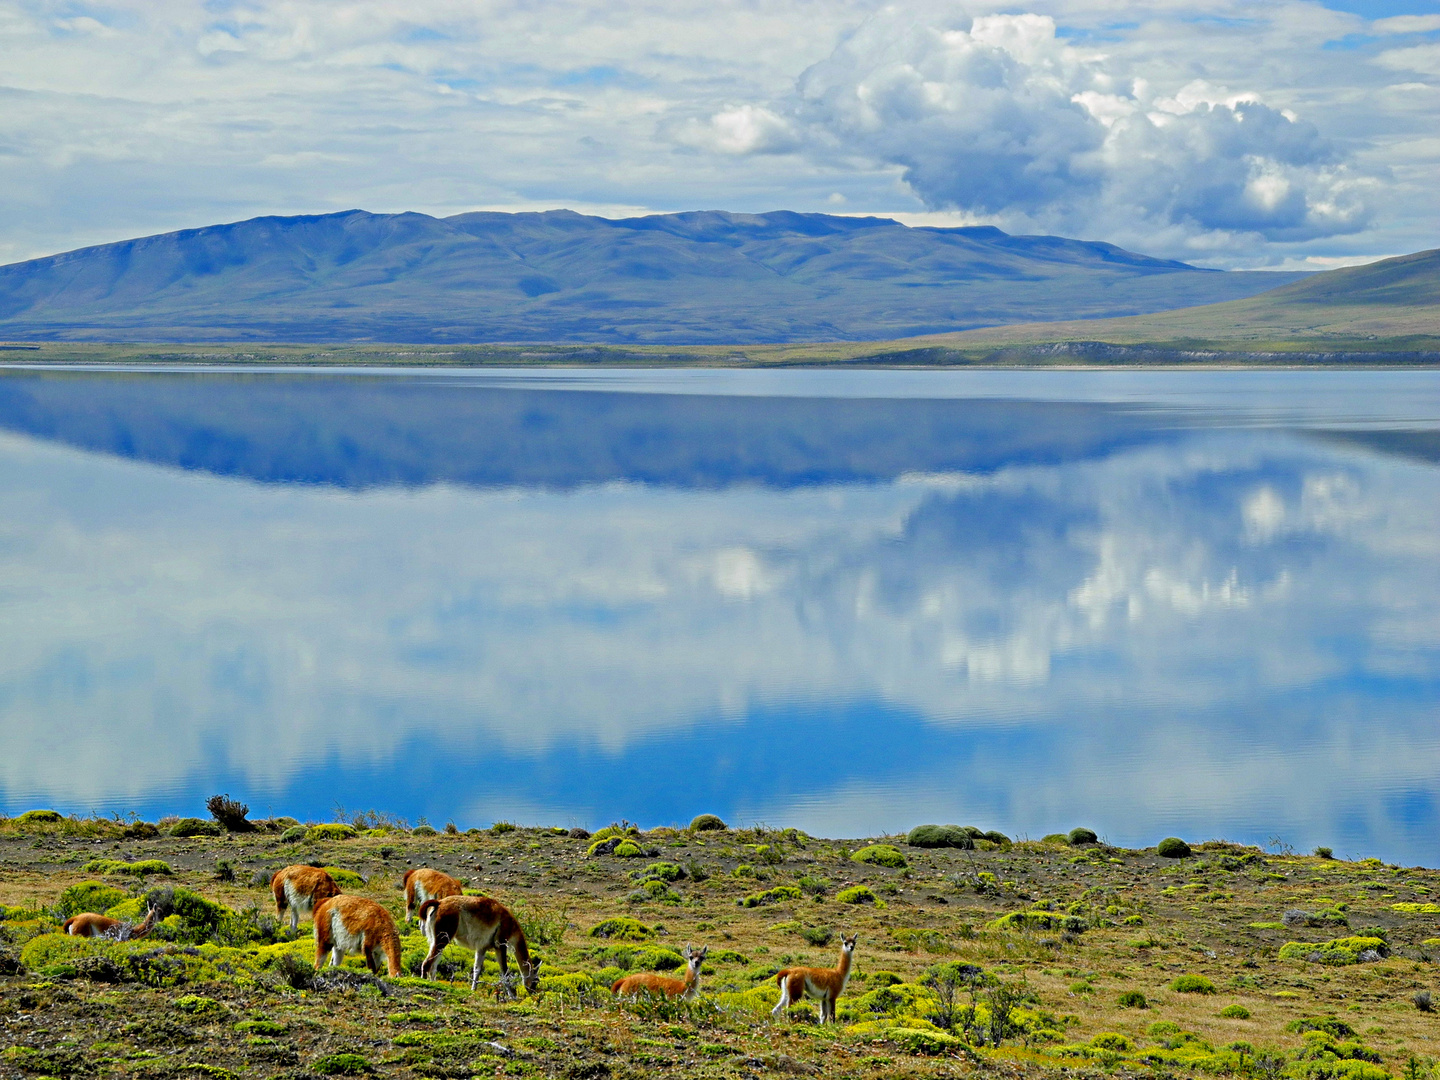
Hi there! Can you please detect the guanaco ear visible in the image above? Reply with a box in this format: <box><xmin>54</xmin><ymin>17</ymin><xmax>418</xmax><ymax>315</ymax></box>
<box><xmin>699</xmin><ymin>946</ymin><xmax>709</xmax><ymax>959</ymax></box>
<box><xmin>682</xmin><ymin>944</ymin><xmax>692</xmax><ymax>958</ymax></box>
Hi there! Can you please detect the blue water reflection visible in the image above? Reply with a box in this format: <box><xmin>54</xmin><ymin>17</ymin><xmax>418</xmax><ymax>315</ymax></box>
<box><xmin>0</xmin><ymin>368</ymin><xmax>1437</xmax><ymax>862</ymax></box>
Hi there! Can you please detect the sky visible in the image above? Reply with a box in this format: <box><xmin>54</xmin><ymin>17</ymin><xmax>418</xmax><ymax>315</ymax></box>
<box><xmin>1</xmin><ymin>0</ymin><xmax>1438</xmax><ymax>269</ymax></box>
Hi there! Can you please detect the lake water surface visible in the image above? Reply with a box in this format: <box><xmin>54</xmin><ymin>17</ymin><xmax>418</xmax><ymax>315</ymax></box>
<box><xmin>1</xmin><ymin>366</ymin><xmax>1438</xmax><ymax>861</ymax></box>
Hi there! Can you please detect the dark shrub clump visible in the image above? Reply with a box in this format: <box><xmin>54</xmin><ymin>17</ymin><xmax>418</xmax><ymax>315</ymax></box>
<box><xmin>907</xmin><ymin>825</ymin><xmax>974</xmax><ymax>849</ymax></box>
<box><xmin>1068</xmin><ymin>828</ymin><xmax>1098</xmax><ymax>846</ymax></box>
<box><xmin>206</xmin><ymin>794</ymin><xmax>254</xmax><ymax>832</ymax></box>
<box><xmin>688</xmin><ymin>814</ymin><xmax>727</xmax><ymax>832</ymax></box>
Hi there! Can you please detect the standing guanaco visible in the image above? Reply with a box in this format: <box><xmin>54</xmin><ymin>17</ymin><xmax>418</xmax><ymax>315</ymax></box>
<box><xmin>312</xmin><ymin>895</ymin><xmax>402</xmax><ymax>976</ymax></box>
<box><xmin>611</xmin><ymin>944</ymin><xmax>707</xmax><ymax>1000</ymax></box>
<box><xmin>63</xmin><ymin>905</ymin><xmax>157</xmax><ymax>940</ymax></box>
<box><xmin>417</xmin><ymin>895</ymin><xmax>541</xmax><ymax>996</ymax></box>
<box><xmin>271</xmin><ymin>865</ymin><xmax>343</xmax><ymax>930</ymax></box>
<box><xmin>772</xmin><ymin>933</ymin><xmax>858</xmax><ymax>1023</ymax></box>
<box><xmin>403</xmin><ymin>867</ymin><xmax>463</xmax><ymax>923</ymax></box>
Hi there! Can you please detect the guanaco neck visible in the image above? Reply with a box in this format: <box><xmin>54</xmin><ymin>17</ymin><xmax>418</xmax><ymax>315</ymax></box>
<box><xmin>835</xmin><ymin>947</ymin><xmax>853</xmax><ymax>989</ymax></box>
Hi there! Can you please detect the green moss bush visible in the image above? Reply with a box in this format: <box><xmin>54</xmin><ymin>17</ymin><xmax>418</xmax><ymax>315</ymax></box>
<box><xmin>589</xmin><ymin>917</ymin><xmax>653</xmax><ymax>941</ymax></box>
<box><xmin>1278</xmin><ymin>937</ymin><xmax>1386</xmax><ymax>965</ymax></box>
<box><xmin>905</xmin><ymin>825</ymin><xmax>974</xmax><ymax>849</ymax></box>
<box><xmin>688</xmin><ymin>814</ymin><xmax>727</xmax><ymax>831</ymax></box>
<box><xmin>737</xmin><ymin>885</ymin><xmax>801</xmax><ymax>908</ymax></box>
<box><xmin>305</xmin><ymin>824</ymin><xmax>356</xmax><ymax>842</ymax></box>
<box><xmin>850</xmin><ymin>844</ymin><xmax>907</xmax><ymax>869</ymax></box>
<box><xmin>837</xmin><ymin>885</ymin><xmax>879</xmax><ymax>905</ymax></box>
<box><xmin>1157</xmin><ymin>837</ymin><xmax>1193</xmax><ymax>858</ymax></box>
<box><xmin>1170</xmin><ymin>974</ymin><xmax>1216</xmax><ymax>994</ymax></box>
<box><xmin>55</xmin><ymin>882</ymin><xmax>128</xmax><ymax>919</ymax></box>
<box><xmin>169</xmin><ymin>817</ymin><xmax>222</xmax><ymax>838</ymax></box>
<box><xmin>279</xmin><ymin>826</ymin><xmax>307</xmax><ymax>842</ymax></box>
<box><xmin>1219</xmin><ymin>1004</ymin><xmax>1251</xmax><ymax>1019</ymax></box>
<box><xmin>16</xmin><ymin>809</ymin><xmax>62</xmax><ymax>824</ymax></box>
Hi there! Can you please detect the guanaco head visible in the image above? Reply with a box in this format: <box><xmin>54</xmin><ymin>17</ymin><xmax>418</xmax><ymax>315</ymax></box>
<box><xmin>133</xmin><ymin>905</ymin><xmax>158</xmax><ymax>937</ymax></box>
<box><xmin>840</xmin><ymin>933</ymin><xmax>858</xmax><ymax>957</ymax></box>
<box><xmin>682</xmin><ymin>944</ymin><xmax>708</xmax><ymax>984</ymax></box>
<box><xmin>521</xmin><ymin>957</ymin><xmax>543</xmax><ymax>996</ymax></box>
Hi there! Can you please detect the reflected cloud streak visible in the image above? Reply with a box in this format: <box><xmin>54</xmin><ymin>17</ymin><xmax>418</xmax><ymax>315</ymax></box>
<box><xmin>0</xmin><ymin>374</ymin><xmax>1437</xmax><ymax>861</ymax></box>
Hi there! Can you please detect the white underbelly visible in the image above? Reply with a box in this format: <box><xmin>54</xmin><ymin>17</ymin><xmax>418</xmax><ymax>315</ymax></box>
<box><xmin>284</xmin><ymin>880</ymin><xmax>314</xmax><ymax>915</ymax></box>
<box><xmin>330</xmin><ymin>911</ymin><xmax>366</xmax><ymax>954</ymax></box>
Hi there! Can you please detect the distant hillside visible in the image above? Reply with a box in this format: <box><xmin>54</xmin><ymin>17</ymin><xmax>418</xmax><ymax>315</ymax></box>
<box><xmin>0</xmin><ymin>209</ymin><xmax>1304</xmax><ymax>344</ymax></box>
<box><xmin>912</xmin><ymin>247</ymin><xmax>1440</xmax><ymax>355</ymax></box>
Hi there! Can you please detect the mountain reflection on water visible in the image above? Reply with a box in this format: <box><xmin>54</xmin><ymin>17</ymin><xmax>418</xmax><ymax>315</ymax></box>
<box><xmin>0</xmin><ymin>368</ymin><xmax>1437</xmax><ymax>863</ymax></box>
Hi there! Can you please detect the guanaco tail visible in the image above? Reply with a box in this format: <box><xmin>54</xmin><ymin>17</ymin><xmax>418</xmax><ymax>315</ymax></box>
<box><xmin>772</xmin><ymin>933</ymin><xmax>857</xmax><ymax>1023</ymax></box>
<box><xmin>63</xmin><ymin>905</ymin><xmax>157</xmax><ymax>940</ymax></box>
<box><xmin>312</xmin><ymin>895</ymin><xmax>402</xmax><ymax>977</ymax></box>
<box><xmin>611</xmin><ymin>943</ymin><xmax>708</xmax><ymax>1000</ymax></box>
<box><xmin>403</xmin><ymin>867</ymin><xmax>463</xmax><ymax>923</ymax></box>
<box><xmin>271</xmin><ymin>865</ymin><xmax>343</xmax><ymax>930</ymax></box>
<box><xmin>417</xmin><ymin>895</ymin><xmax>541</xmax><ymax>996</ymax></box>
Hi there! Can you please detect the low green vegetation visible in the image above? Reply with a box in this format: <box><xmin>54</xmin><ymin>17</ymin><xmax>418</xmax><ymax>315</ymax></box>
<box><xmin>2</xmin><ymin>812</ymin><xmax>1438</xmax><ymax>1080</ymax></box>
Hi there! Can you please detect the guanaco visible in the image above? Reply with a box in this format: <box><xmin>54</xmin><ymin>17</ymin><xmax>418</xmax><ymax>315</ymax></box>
<box><xmin>612</xmin><ymin>944</ymin><xmax>707</xmax><ymax>1000</ymax></box>
<box><xmin>772</xmin><ymin>933</ymin><xmax>857</xmax><ymax>1023</ymax></box>
<box><xmin>312</xmin><ymin>895</ymin><xmax>402</xmax><ymax>976</ymax></box>
<box><xmin>271</xmin><ymin>865</ymin><xmax>343</xmax><ymax>930</ymax></box>
<box><xmin>403</xmin><ymin>867</ymin><xmax>463</xmax><ymax>923</ymax></box>
<box><xmin>63</xmin><ymin>905</ymin><xmax>157</xmax><ymax>940</ymax></box>
<box><xmin>417</xmin><ymin>895</ymin><xmax>541</xmax><ymax>996</ymax></box>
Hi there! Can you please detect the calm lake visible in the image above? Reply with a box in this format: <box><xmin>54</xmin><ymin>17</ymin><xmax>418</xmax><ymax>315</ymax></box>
<box><xmin>1</xmin><ymin>366</ymin><xmax>1438</xmax><ymax>862</ymax></box>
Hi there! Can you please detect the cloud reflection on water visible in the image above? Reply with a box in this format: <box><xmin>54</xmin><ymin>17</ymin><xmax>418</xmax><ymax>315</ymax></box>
<box><xmin>0</xmin><ymin>375</ymin><xmax>1437</xmax><ymax>860</ymax></box>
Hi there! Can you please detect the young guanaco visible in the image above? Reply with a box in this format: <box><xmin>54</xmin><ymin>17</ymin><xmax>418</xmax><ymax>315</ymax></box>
<box><xmin>271</xmin><ymin>865</ymin><xmax>343</xmax><ymax>930</ymax></box>
<box><xmin>312</xmin><ymin>895</ymin><xmax>402</xmax><ymax>976</ymax></box>
<box><xmin>611</xmin><ymin>944</ymin><xmax>707</xmax><ymax>1001</ymax></box>
<box><xmin>63</xmin><ymin>905</ymin><xmax>157</xmax><ymax>940</ymax></box>
<box><xmin>417</xmin><ymin>895</ymin><xmax>541</xmax><ymax>996</ymax></box>
<box><xmin>403</xmin><ymin>867</ymin><xmax>463</xmax><ymax>923</ymax></box>
<box><xmin>772</xmin><ymin>933</ymin><xmax>858</xmax><ymax>1023</ymax></box>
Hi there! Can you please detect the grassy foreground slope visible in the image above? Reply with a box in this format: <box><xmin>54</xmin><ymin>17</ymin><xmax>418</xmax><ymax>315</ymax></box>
<box><xmin>2</xmin><ymin>812</ymin><xmax>1439</xmax><ymax>1080</ymax></box>
<box><xmin>899</xmin><ymin>248</ymin><xmax>1440</xmax><ymax>360</ymax></box>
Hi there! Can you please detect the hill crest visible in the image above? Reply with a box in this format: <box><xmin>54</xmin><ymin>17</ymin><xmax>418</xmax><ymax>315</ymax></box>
<box><xmin>0</xmin><ymin>209</ymin><xmax>1302</xmax><ymax>344</ymax></box>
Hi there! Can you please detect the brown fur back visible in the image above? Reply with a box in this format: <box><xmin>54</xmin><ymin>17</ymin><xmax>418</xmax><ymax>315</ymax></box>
<box><xmin>313</xmin><ymin>895</ymin><xmax>402</xmax><ymax>976</ymax></box>
<box><xmin>775</xmin><ymin>965</ymin><xmax>844</xmax><ymax>995</ymax></box>
<box><xmin>611</xmin><ymin>971</ymin><xmax>691</xmax><ymax>998</ymax></box>
<box><xmin>63</xmin><ymin>913</ymin><xmax>118</xmax><ymax>937</ymax></box>
<box><xmin>404</xmin><ymin>868</ymin><xmax>463</xmax><ymax>914</ymax></box>
<box><xmin>272</xmin><ymin>865</ymin><xmax>342</xmax><ymax>917</ymax></box>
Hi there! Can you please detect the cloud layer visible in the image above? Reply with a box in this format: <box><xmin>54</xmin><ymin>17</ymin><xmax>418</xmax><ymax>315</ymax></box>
<box><xmin>0</xmin><ymin>1</ymin><xmax>1436</xmax><ymax>268</ymax></box>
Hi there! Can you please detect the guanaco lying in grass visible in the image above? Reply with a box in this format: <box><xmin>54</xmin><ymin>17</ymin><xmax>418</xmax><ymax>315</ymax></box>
<box><xmin>312</xmin><ymin>895</ymin><xmax>402</xmax><ymax>976</ymax></box>
<box><xmin>417</xmin><ymin>895</ymin><xmax>541</xmax><ymax>996</ymax></box>
<box><xmin>612</xmin><ymin>944</ymin><xmax>707</xmax><ymax>1001</ymax></box>
<box><xmin>403</xmin><ymin>867</ymin><xmax>463</xmax><ymax>923</ymax></box>
<box><xmin>63</xmin><ymin>905</ymin><xmax>156</xmax><ymax>940</ymax></box>
<box><xmin>772</xmin><ymin>933</ymin><xmax>857</xmax><ymax>1023</ymax></box>
<box><xmin>271</xmin><ymin>865</ymin><xmax>343</xmax><ymax>930</ymax></box>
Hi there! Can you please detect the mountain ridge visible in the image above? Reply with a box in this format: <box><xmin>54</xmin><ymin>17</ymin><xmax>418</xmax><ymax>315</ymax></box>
<box><xmin>0</xmin><ymin>208</ymin><xmax>1305</xmax><ymax>344</ymax></box>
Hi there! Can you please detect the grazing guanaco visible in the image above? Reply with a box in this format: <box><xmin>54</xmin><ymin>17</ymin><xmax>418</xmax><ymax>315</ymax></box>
<box><xmin>417</xmin><ymin>895</ymin><xmax>541</xmax><ymax>996</ymax></box>
<box><xmin>312</xmin><ymin>895</ymin><xmax>402</xmax><ymax>976</ymax></box>
<box><xmin>403</xmin><ymin>867</ymin><xmax>463</xmax><ymax>923</ymax></box>
<box><xmin>271</xmin><ymin>865</ymin><xmax>343</xmax><ymax>930</ymax></box>
<box><xmin>612</xmin><ymin>944</ymin><xmax>707</xmax><ymax>1001</ymax></box>
<box><xmin>772</xmin><ymin>933</ymin><xmax>858</xmax><ymax>1023</ymax></box>
<box><xmin>63</xmin><ymin>905</ymin><xmax>157</xmax><ymax>940</ymax></box>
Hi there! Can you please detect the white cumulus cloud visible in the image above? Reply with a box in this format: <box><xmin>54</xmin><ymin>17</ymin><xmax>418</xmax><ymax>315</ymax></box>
<box><xmin>789</xmin><ymin>10</ymin><xmax>1373</xmax><ymax>250</ymax></box>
